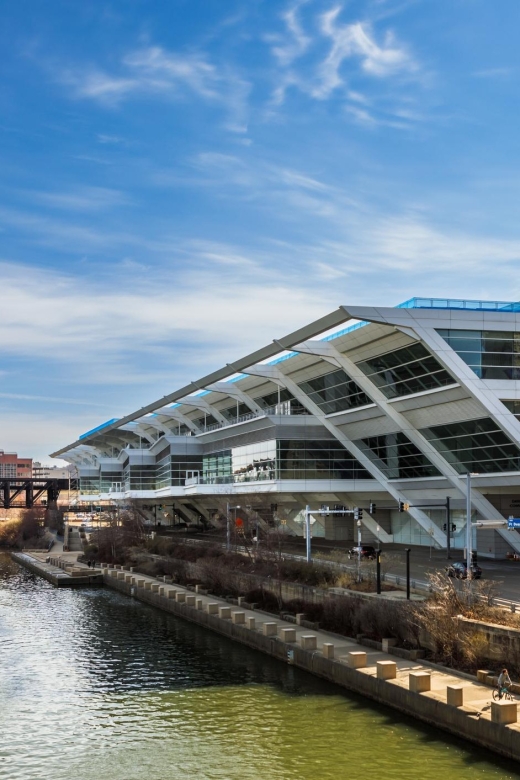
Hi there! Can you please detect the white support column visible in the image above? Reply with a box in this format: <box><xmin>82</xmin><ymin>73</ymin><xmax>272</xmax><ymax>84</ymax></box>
<box><xmin>205</xmin><ymin>382</ymin><xmax>264</xmax><ymax>415</ymax></box>
<box><xmin>154</xmin><ymin>408</ymin><xmax>202</xmax><ymax>434</ymax></box>
<box><xmin>241</xmin><ymin>363</ymin><xmax>447</xmax><ymax>546</ymax></box>
<box><xmin>177</xmin><ymin>396</ymin><xmax>228</xmax><ymax>426</ymax></box>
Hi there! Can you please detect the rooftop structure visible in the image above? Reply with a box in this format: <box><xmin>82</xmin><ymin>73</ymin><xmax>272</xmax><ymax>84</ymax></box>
<box><xmin>52</xmin><ymin>298</ymin><xmax>520</xmax><ymax>558</ymax></box>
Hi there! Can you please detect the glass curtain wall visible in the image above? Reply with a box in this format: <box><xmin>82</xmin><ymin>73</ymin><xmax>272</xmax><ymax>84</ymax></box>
<box><xmin>355</xmin><ymin>432</ymin><xmax>440</xmax><ymax>479</ymax></box>
<box><xmin>502</xmin><ymin>400</ymin><xmax>520</xmax><ymax>420</ymax></box>
<box><xmin>437</xmin><ymin>330</ymin><xmax>520</xmax><ymax>379</ymax></box>
<box><xmin>356</xmin><ymin>343</ymin><xmax>454</xmax><ymax>398</ymax></box>
<box><xmin>254</xmin><ymin>388</ymin><xmax>308</xmax><ymax>415</ymax></box>
<box><xmin>298</xmin><ymin>368</ymin><xmax>371</xmax><ymax>414</ymax></box>
<box><xmin>421</xmin><ymin>417</ymin><xmax>520</xmax><ymax>474</ymax></box>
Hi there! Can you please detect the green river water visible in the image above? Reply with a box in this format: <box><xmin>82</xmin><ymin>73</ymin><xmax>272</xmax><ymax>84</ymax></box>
<box><xmin>1</xmin><ymin>553</ymin><xmax>519</xmax><ymax>780</ymax></box>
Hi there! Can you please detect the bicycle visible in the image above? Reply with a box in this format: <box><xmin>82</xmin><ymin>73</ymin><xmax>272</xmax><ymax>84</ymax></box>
<box><xmin>492</xmin><ymin>686</ymin><xmax>515</xmax><ymax>701</ymax></box>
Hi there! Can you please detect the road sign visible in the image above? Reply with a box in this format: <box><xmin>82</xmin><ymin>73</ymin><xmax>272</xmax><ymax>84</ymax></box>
<box><xmin>507</xmin><ymin>518</ymin><xmax>520</xmax><ymax>529</ymax></box>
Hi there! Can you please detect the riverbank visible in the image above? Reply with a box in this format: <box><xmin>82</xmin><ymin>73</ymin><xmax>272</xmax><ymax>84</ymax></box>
<box><xmin>11</xmin><ymin>552</ymin><xmax>103</xmax><ymax>587</ymax></box>
<box><xmin>12</xmin><ymin>551</ymin><xmax>520</xmax><ymax>762</ymax></box>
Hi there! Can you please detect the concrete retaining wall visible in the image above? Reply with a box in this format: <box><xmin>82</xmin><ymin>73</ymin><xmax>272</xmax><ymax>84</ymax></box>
<box><xmin>105</xmin><ymin>574</ymin><xmax>520</xmax><ymax>763</ymax></box>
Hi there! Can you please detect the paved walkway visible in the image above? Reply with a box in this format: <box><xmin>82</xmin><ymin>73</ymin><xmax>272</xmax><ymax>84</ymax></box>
<box><xmin>103</xmin><ymin>564</ymin><xmax>520</xmax><ymax>731</ymax></box>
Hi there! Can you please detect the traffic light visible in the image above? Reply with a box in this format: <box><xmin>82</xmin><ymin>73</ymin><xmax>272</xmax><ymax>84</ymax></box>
<box><xmin>443</xmin><ymin>523</ymin><xmax>447</xmax><ymax>531</ymax></box>
<box><xmin>398</xmin><ymin>500</ymin><xmax>410</xmax><ymax>512</ymax></box>
<box><xmin>452</xmin><ymin>523</ymin><xmax>457</xmax><ymax>532</ymax></box>
<box><xmin>369</xmin><ymin>502</ymin><xmax>376</xmax><ymax>515</ymax></box>
<box><xmin>354</xmin><ymin>507</ymin><xmax>363</xmax><ymax>521</ymax></box>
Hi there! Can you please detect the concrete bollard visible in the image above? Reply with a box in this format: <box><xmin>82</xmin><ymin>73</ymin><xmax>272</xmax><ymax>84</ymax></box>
<box><xmin>219</xmin><ymin>606</ymin><xmax>232</xmax><ymax>619</ymax></box>
<box><xmin>477</xmin><ymin>669</ymin><xmax>492</xmax><ymax>683</ymax></box>
<box><xmin>125</xmin><ymin>574</ymin><xmax>133</xmax><ymax>583</ymax></box>
<box><xmin>151</xmin><ymin>583</ymin><xmax>160</xmax><ymax>593</ymax></box>
<box><xmin>296</xmin><ymin>613</ymin><xmax>305</xmax><ymax>626</ymax></box>
<box><xmin>207</xmin><ymin>603</ymin><xmax>219</xmax><ymax>615</ymax></box>
<box><xmin>322</xmin><ymin>643</ymin><xmax>335</xmax><ymax>660</ymax></box>
<box><xmin>263</xmin><ymin>622</ymin><xmax>278</xmax><ymax>637</ymax></box>
<box><xmin>136</xmin><ymin>579</ymin><xmax>145</xmax><ymax>588</ymax></box>
<box><xmin>196</xmin><ymin>598</ymin><xmax>203</xmax><ymax>610</ymax></box>
<box><xmin>347</xmin><ymin>651</ymin><xmax>367</xmax><ymax>669</ymax></box>
<box><xmin>117</xmin><ymin>572</ymin><xmax>125</xmax><ymax>580</ymax></box>
<box><xmin>232</xmin><ymin>611</ymin><xmax>245</xmax><ymax>624</ymax></box>
<box><xmin>409</xmin><ymin>672</ymin><xmax>431</xmax><ymax>693</ymax></box>
<box><xmin>115</xmin><ymin>565</ymin><xmax>122</xmax><ymax>570</ymax></box>
<box><xmin>186</xmin><ymin>595</ymin><xmax>196</xmax><ymax>607</ymax></box>
<box><xmin>110</xmin><ymin>570</ymin><xmax>118</xmax><ymax>578</ymax></box>
<box><xmin>144</xmin><ymin>581</ymin><xmax>152</xmax><ymax>590</ymax></box>
<box><xmin>491</xmin><ymin>701</ymin><xmax>518</xmax><ymax>725</ymax></box>
<box><xmin>108</xmin><ymin>564</ymin><xmax>114</xmax><ymax>569</ymax></box>
<box><xmin>447</xmin><ymin>686</ymin><xmax>464</xmax><ymax>707</ymax></box>
<box><xmin>382</xmin><ymin>638</ymin><xmax>397</xmax><ymax>653</ymax></box>
<box><xmin>279</xmin><ymin>627</ymin><xmax>297</xmax><ymax>643</ymax></box>
<box><xmin>130</xmin><ymin>567</ymin><xmax>135</xmax><ymax>572</ymax></box>
<box><xmin>159</xmin><ymin>586</ymin><xmax>165</xmax><ymax>596</ymax></box>
<box><xmin>246</xmin><ymin>616</ymin><xmax>256</xmax><ymax>630</ymax></box>
<box><xmin>300</xmin><ymin>635</ymin><xmax>317</xmax><ymax>651</ymax></box>
<box><xmin>176</xmin><ymin>591</ymin><xmax>186</xmax><ymax>603</ymax></box>
<box><xmin>377</xmin><ymin>660</ymin><xmax>397</xmax><ymax>680</ymax></box>
<box><xmin>238</xmin><ymin>596</ymin><xmax>246</xmax><ymax>606</ymax></box>
<box><xmin>167</xmin><ymin>589</ymin><xmax>176</xmax><ymax>599</ymax></box>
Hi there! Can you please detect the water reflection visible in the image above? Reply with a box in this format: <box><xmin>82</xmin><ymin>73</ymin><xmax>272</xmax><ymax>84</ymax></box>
<box><xmin>1</xmin><ymin>553</ymin><xmax>519</xmax><ymax>780</ymax></box>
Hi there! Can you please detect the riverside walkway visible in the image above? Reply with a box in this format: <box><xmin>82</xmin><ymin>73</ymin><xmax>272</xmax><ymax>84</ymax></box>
<box><xmin>12</xmin><ymin>550</ymin><xmax>520</xmax><ymax>762</ymax></box>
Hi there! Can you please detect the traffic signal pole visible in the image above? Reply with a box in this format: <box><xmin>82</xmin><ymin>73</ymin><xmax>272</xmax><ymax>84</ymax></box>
<box><xmin>446</xmin><ymin>496</ymin><xmax>451</xmax><ymax>560</ymax></box>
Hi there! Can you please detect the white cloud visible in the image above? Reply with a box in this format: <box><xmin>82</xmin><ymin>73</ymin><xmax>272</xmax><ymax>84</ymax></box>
<box><xmin>269</xmin><ymin>1</ymin><xmax>311</xmax><ymax>66</ymax></box>
<box><xmin>27</xmin><ymin>186</ymin><xmax>132</xmax><ymax>212</ymax></box>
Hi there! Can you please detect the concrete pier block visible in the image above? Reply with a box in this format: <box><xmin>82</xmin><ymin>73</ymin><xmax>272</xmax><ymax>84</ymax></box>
<box><xmin>477</xmin><ymin>669</ymin><xmax>492</xmax><ymax>683</ymax></box>
<box><xmin>115</xmin><ymin>565</ymin><xmax>122</xmax><ymax>570</ymax></box>
<box><xmin>300</xmin><ymin>635</ymin><xmax>317</xmax><ymax>651</ymax></box>
<box><xmin>238</xmin><ymin>596</ymin><xmax>246</xmax><ymax>606</ymax></box>
<box><xmin>151</xmin><ymin>583</ymin><xmax>160</xmax><ymax>593</ymax></box>
<box><xmin>108</xmin><ymin>564</ymin><xmax>114</xmax><ymax>569</ymax></box>
<box><xmin>219</xmin><ymin>606</ymin><xmax>232</xmax><ymax>619</ymax></box>
<box><xmin>196</xmin><ymin>598</ymin><xmax>203</xmax><ymax>610</ymax></box>
<box><xmin>186</xmin><ymin>595</ymin><xmax>196</xmax><ymax>607</ymax></box>
<box><xmin>263</xmin><ymin>623</ymin><xmax>278</xmax><ymax>637</ymax></box>
<box><xmin>125</xmin><ymin>574</ymin><xmax>133</xmax><ymax>583</ymax></box>
<box><xmin>117</xmin><ymin>572</ymin><xmax>125</xmax><ymax>580</ymax></box>
<box><xmin>491</xmin><ymin>701</ymin><xmax>518</xmax><ymax>725</ymax></box>
<box><xmin>110</xmin><ymin>570</ymin><xmax>118</xmax><ymax>578</ymax></box>
<box><xmin>377</xmin><ymin>660</ymin><xmax>397</xmax><ymax>680</ymax></box>
<box><xmin>232</xmin><ymin>611</ymin><xmax>245</xmax><ymax>624</ymax></box>
<box><xmin>409</xmin><ymin>672</ymin><xmax>431</xmax><ymax>693</ymax></box>
<box><xmin>167</xmin><ymin>589</ymin><xmax>176</xmax><ymax>599</ymax></box>
<box><xmin>347</xmin><ymin>651</ymin><xmax>367</xmax><ymax>669</ymax></box>
<box><xmin>175</xmin><ymin>591</ymin><xmax>186</xmax><ymax>603</ymax></box>
<box><xmin>144</xmin><ymin>581</ymin><xmax>152</xmax><ymax>590</ymax></box>
<box><xmin>246</xmin><ymin>616</ymin><xmax>256</xmax><ymax>630</ymax></box>
<box><xmin>382</xmin><ymin>638</ymin><xmax>397</xmax><ymax>653</ymax></box>
<box><xmin>207</xmin><ymin>603</ymin><xmax>219</xmax><ymax>615</ymax></box>
<box><xmin>296</xmin><ymin>613</ymin><xmax>305</xmax><ymax>626</ymax></box>
<box><xmin>136</xmin><ymin>579</ymin><xmax>145</xmax><ymax>588</ymax></box>
<box><xmin>195</xmin><ymin>584</ymin><xmax>202</xmax><ymax>593</ymax></box>
<box><xmin>279</xmin><ymin>628</ymin><xmax>297</xmax><ymax>643</ymax></box>
<box><xmin>159</xmin><ymin>586</ymin><xmax>165</xmax><ymax>596</ymax></box>
<box><xmin>130</xmin><ymin>567</ymin><xmax>135</xmax><ymax>572</ymax></box>
<box><xmin>322</xmin><ymin>643</ymin><xmax>335</xmax><ymax>660</ymax></box>
<box><xmin>447</xmin><ymin>686</ymin><xmax>464</xmax><ymax>707</ymax></box>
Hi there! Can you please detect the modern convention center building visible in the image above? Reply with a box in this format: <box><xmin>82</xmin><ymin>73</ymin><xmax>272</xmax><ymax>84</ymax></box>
<box><xmin>52</xmin><ymin>298</ymin><xmax>520</xmax><ymax>558</ymax></box>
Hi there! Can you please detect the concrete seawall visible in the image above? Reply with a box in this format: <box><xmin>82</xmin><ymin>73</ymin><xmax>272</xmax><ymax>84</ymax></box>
<box><xmin>104</xmin><ymin>573</ymin><xmax>520</xmax><ymax>763</ymax></box>
<box><xmin>12</xmin><ymin>552</ymin><xmax>103</xmax><ymax>587</ymax></box>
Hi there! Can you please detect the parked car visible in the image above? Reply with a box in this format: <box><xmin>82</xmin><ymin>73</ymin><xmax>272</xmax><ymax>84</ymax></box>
<box><xmin>445</xmin><ymin>561</ymin><xmax>482</xmax><ymax>580</ymax></box>
<box><xmin>348</xmin><ymin>545</ymin><xmax>377</xmax><ymax>560</ymax></box>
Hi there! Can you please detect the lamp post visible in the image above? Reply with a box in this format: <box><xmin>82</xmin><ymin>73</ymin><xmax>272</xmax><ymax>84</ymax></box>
<box><xmin>357</xmin><ymin>519</ymin><xmax>362</xmax><ymax>582</ymax></box>
<box><xmin>226</xmin><ymin>502</ymin><xmax>241</xmax><ymax>551</ymax></box>
<box><xmin>466</xmin><ymin>472</ymin><xmax>479</xmax><ymax>579</ymax></box>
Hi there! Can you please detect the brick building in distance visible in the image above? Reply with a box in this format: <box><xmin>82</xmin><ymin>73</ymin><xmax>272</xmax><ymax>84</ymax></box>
<box><xmin>0</xmin><ymin>451</ymin><xmax>33</xmax><ymax>479</ymax></box>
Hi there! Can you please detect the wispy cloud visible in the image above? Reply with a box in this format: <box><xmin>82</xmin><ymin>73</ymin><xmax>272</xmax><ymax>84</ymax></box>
<box><xmin>472</xmin><ymin>67</ymin><xmax>513</xmax><ymax>79</ymax></box>
<box><xmin>27</xmin><ymin>186</ymin><xmax>132</xmax><ymax>212</ymax></box>
<box><xmin>58</xmin><ymin>45</ymin><xmax>250</xmax><ymax>133</ymax></box>
<box><xmin>267</xmin><ymin>1</ymin><xmax>311</xmax><ymax>66</ymax></box>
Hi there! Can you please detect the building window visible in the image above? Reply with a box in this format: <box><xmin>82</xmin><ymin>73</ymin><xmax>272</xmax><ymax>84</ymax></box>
<box><xmin>437</xmin><ymin>329</ymin><xmax>520</xmax><ymax>379</ymax></box>
<box><xmin>203</xmin><ymin>450</ymin><xmax>232</xmax><ymax>484</ymax></box>
<box><xmin>254</xmin><ymin>388</ymin><xmax>308</xmax><ymax>415</ymax></box>
<box><xmin>356</xmin><ymin>343</ymin><xmax>454</xmax><ymax>399</ymax></box>
<box><xmin>277</xmin><ymin>439</ymin><xmax>370</xmax><ymax>480</ymax></box>
<box><xmin>420</xmin><ymin>417</ymin><xmax>520</xmax><ymax>474</ymax></box>
<box><xmin>502</xmin><ymin>400</ymin><xmax>520</xmax><ymax>419</ymax></box>
<box><xmin>355</xmin><ymin>432</ymin><xmax>440</xmax><ymax>479</ymax></box>
<box><xmin>298</xmin><ymin>368</ymin><xmax>372</xmax><ymax>415</ymax></box>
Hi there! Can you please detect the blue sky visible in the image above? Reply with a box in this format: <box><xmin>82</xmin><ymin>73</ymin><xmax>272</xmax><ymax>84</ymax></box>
<box><xmin>2</xmin><ymin>0</ymin><xmax>520</xmax><ymax>461</ymax></box>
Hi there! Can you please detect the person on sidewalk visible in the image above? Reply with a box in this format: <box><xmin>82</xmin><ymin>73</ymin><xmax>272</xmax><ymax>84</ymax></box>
<box><xmin>497</xmin><ymin>668</ymin><xmax>511</xmax><ymax>698</ymax></box>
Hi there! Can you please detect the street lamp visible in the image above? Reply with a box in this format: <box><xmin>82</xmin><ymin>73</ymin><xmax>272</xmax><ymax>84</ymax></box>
<box><xmin>466</xmin><ymin>472</ymin><xmax>479</xmax><ymax>579</ymax></box>
<box><xmin>226</xmin><ymin>503</ymin><xmax>241</xmax><ymax>551</ymax></box>
<box><xmin>357</xmin><ymin>519</ymin><xmax>362</xmax><ymax>582</ymax></box>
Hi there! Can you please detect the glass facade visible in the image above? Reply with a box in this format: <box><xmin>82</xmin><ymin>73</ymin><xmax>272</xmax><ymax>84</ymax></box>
<box><xmin>420</xmin><ymin>417</ymin><xmax>520</xmax><ymax>474</ymax></box>
<box><xmin>122</xmin><ymin>463</ymin><xmax>156</xmax><ymax>491</ymax></box>
<box><xmin>254</xmin><ymin>388</ymin><xmax>308</xmax><ymax>415</ymax></box>
<box><xmin>156</xmin><ymin>451</ymin><xmax>203</xmax><ymax>488</ymax></box>
<box><xmin>298</xmin><ymin>368</ymin><xmax>371</xmax><ymax>415</ymax></box>
<box><xmin>437</xmin><ymin>329</ymin><xmax>520</xmax><ymax>379</ymax></box>
<box><xmin>356</xmin><ymin>343</ymin><xmax>454</xmax><ymax>399</ymax></box>
<box><xmin>355</xmin><ymin>432</ymin><xmax>440</xmax><ymax>479</ymax></box>
<box><xmin>201</xmin><ymin>439</ymin><xmax>370</xmax><ymax>483</ymax></box>
<box><xmin>502</xmin><ymin>400</ymin><xmax>520</xmax><ymax>420</ymax></box>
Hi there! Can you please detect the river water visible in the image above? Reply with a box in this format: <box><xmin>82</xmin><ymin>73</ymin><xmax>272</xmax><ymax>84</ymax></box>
<box><xmin>1</xmin><ymin>553</ymin><xmax>519</xmax><ymax>780</ymax></box>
